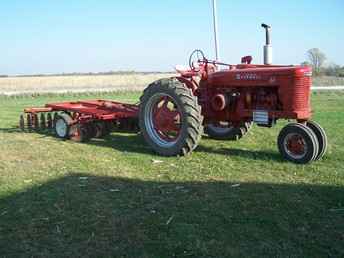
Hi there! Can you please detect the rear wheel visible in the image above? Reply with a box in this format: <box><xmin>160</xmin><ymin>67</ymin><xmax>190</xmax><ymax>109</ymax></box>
<box><xmin>306</xmin><ymin>121</ymin><xmax>327</xmax><ymax>160</ymax></box>
<box><xmin>278</xmin><ymin>123</ymin><xmax>319</xmax><ymax>164</ymax></box>
<box><xmin>139</xmin><ymin>78</ymin><xmax>203</xmax><ymax>156</ymax></box>
<box><xmin>205</xmin><ymin>121</ymin><xmax>252</xmax><ymax>140</ymax></box>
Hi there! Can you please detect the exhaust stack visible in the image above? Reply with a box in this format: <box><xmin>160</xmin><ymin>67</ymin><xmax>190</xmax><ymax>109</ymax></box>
<box><xmin>212</xmin><ymin>0</ymin><xmax>220</xmax><ymax>61</ymax></box>
<box><xmin>261</xmin><ymin>23</ymin><xmax>272</xmax><ymax>65</ymax></box>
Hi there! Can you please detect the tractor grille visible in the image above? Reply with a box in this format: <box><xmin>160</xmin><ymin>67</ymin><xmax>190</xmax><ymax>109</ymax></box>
<box><xmin>292</xmin><ymin>76</ymin><xmax>311</xmax><ymax>110</ymax></box>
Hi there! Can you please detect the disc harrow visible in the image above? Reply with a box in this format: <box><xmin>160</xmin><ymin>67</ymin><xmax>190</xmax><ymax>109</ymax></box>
<box><xmin>20</xmin><ymin>100</ymin><xmax>139</xmax><ymax>142</ymax></box>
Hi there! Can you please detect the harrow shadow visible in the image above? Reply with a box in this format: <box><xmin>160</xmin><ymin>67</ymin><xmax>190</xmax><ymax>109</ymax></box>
<box><xmin>0</xmin><ymin>127</ymin><xmax>57</xmax><ymax>139</ymax></box>
<box><xmin>0</xmin><ymin>126</ymin><xmax>153</xmax><ymax>155</ymax></box>
<box><xmin>0</xmin><ymin>174</ymin><xmax>343</xmax><ymax>257</ymax></box>
<box><xmin>0</xmin><ymin>127</ymin><xmax>22</xmax><ymax>133</ymax></box>
<box><xmin>88</xmin><ymin>133</ymin><xmax>153</xmax><ymax>155</ymax></box>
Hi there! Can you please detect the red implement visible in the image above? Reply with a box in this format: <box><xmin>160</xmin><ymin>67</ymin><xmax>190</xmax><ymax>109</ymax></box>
<box><xmin>22</xmin><ymin>99</ymin><xmax>139</xmax><ymax>141</ymax></box>
<box><xmin>44</xmin><ymin>100</ymin><xmax>138</xmax><ymax>120</ymax></box>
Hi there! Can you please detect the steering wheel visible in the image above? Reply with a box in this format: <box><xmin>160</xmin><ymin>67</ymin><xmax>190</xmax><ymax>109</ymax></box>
<box><xmin>189</xmin><ymin>49</ymin><xmax>207</xmax><ymax>70</ymax></box>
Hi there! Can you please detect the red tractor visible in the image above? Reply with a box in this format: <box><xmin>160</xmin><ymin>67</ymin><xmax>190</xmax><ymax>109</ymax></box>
<box><xmin>22</xmin><ymin>24</ymin><xmax>327</xmax><ymax>164</ymax></box>
<box><xmin>138</xmin><ymin>24</ymin><xmax>327</xmax><ymax>164</ymax></box>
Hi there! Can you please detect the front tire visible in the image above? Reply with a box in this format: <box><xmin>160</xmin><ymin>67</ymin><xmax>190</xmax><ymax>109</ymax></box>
<box><xmin>306</xmin><ymin>121</ymin><xmax>328</xmax><ymax>160</ymax></box>
<box><xmin>278</xmin><ymin>123</ymin><xmax>319</xmax><ymax>164</ymax></box>
<box><xmin>139</xmin><ymin>78</ymin><xmax>203</xmax><ymax>156</ymax></box>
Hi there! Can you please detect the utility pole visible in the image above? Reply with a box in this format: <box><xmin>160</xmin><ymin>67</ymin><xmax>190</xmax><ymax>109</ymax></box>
<box><xmin>212</xmin><ymin>0</ymin><xmax>220</xmax><ymax>60</ymax></box>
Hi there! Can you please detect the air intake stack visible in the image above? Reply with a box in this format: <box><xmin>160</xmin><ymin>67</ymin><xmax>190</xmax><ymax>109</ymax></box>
<box><xmin>261</xmin><ymin>23</ymin><xmax>272</xmax><ymax>65</ymax></box>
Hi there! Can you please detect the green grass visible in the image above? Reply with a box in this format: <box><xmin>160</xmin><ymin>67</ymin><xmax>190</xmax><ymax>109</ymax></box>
<box><xmin>0</xmin><ymin>91</ymin><xmax>343</xmax><ymax>258</ymax></box>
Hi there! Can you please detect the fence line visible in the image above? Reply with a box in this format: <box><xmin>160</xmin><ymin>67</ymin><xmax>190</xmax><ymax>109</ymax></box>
<box><xmin>1</xmin><ymin>86</ymin><xmax>344</xmax><ymax>96</ymax></box>
<box><xmin>312</xmin><ymin>86</ymin><xmax>344</xmax><ymax>91</ymax></box>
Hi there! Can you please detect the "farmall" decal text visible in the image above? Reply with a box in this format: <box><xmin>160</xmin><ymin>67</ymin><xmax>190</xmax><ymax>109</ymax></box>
<box><xmin>235</xmin><ymin>73</ymin><xmax>262</xmax><ymax>80</ymax></box>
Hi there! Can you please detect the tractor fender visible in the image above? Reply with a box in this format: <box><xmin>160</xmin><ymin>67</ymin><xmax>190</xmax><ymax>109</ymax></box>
<box><xmin>176</xmin><ymin>76</ymin><xmax>198</xmax><ymax>94</ymax></box>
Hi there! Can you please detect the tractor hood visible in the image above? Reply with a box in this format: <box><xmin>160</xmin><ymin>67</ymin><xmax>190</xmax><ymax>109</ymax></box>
<box><xmin>207</xmin><ymin>65</ymin><xmax>312</xmax><ymax>86</ymax></box>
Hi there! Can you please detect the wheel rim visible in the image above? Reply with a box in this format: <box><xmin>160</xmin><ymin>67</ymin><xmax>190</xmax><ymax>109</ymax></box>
<box><xmin>144</xmin><ymin>93</ymin><xmax>182</xmax><ymax>147</ymax></box>
<box><xmin>283</xmin><ymin>133</ymin><xmax>308</xmax><ymax>159</ymax></box>
<box><xmin>55</xmin><ymin>119</ymin><xmax>68</xmax><ymax>137</ymax></box>
<box><xmin>207</xmin><ymin>121</ymin><xmax>234</xmax><ymax>134</ymax></box>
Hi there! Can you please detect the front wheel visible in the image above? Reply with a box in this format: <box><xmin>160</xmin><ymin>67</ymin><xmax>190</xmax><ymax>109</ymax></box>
<box><xmin>277</xmin><ymin>123</ymin><xmax>319</xmax><ymax>164</ymax></box>
<box><xmin>306</xmin><ymin>121</ymin><xmax>328</xmax><ymax>160</ymax></box>
<box><xmin>139</xmin><ymin>78</ymin><xmax>203</xmax><ymax>156</ymax></box>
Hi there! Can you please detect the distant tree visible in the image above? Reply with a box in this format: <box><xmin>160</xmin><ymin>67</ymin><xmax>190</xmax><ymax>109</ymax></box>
<box><xmin>338</xmin><ymin>66</ymin><xmax>344</xmax><ymax>77</ymax></box>
<box><xmin>324</xmin><ymin>63</ymin><xmax>341</xmax><ymax>76</ymax></box>
<box><xmin>306</xmin><ymin>48</ymin><xmax>326</xmax><ymax>75</ymax></box>
<box><xmin>301</xmin><ymin>61</ymin><xmax>311</xmax><ymax>67</ymax></box>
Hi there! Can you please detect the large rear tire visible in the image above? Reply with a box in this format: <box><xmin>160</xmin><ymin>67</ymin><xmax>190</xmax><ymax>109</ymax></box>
<box><xmin>205</xmin><ymin>121</ymin><xmax>252</xmax><ymax>140</ymax></box>
<box><xmin>139</xmin><ymin>78</ymin><xmax>203</xmax><ymax>156</ymax></box>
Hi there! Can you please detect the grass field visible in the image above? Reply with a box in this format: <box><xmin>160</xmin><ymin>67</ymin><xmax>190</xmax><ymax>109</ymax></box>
<box><xmin>0</xmin><ymin>91</ymin><xmax>343</xmax><ymax>257</ymax></box>
<box><xmin>313</xmin><ymin>76</ymin><xmax>344</xmax><ymax>86</ymax></box>
<box><xmin>0</xmin><ymin>73</ymin><xmax>173</xmax><ymax>95</ymax></box>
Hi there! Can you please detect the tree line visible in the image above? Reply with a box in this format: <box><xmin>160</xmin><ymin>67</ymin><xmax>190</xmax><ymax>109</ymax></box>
<box><xmin>302</xmin><ymin>48</ymin><xmax>344</xmax><ymax>77</ymax></box>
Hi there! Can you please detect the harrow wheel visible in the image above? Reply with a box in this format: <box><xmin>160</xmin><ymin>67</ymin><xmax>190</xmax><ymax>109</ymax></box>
<box><xmin>139</xmin><ymin>78</ymin><xmax>203</xmax><ymax>156</ymax></box>
<box><xmin>87</xmin><ymin>123</ymin><xmax>97</xmax><ymax>139</ymax></box>
<box><xmin>47</xmin><ymin>113</ymin><xmax>53</xmax><ymax>129</ymax></box>
<box><xmin>278</xmin><ymin>123</ymin><xmax>319</xmax><ymax>164</ymax></box>
<box><xmin>93</xmin><ymin>121</ymin><xmax>112</xmax><ymax>138</ymax></box>
<box><xmin>53</xmin><ymin>113</ymin><xmax>59</xmax><ymax>128</ymax></box>
<box><xmin>40</xmin><ymin>113</ymin><xmax>46</xmax><ymax>129</ymax></box>
<box><xmin>205</xmin><ymin>121</ymin><xmax>253</xmax><ymax>140</ymax></box>
<box><xmin>55</xmin><ymin>113</ymin><xmax>73</xmax><ymax>139</ymax></box>
<box><xmin>69</xmin><ymin>124</ymin><xmax>91</xmax><ymax>142</ymax></box>
<box><xmin>27</xmin><ymin>114</ymin><xmax>32</xmax><ymax>129</ymax></box>
<box><xmin>33</xmin><ymin>114</ymin><xmax>39</xmax><ymax>130</ymax></box>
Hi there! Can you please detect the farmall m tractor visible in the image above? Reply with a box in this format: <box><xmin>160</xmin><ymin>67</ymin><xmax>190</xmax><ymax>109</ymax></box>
<box><xmin>138</xmin><ymin>24</ymin><xmax>327</xmax><ymax>164</ymax></box>
<box><xmin>22</xmin><ymin>24</ymin><xmax>327</xmax><ymax>164</ymax></box>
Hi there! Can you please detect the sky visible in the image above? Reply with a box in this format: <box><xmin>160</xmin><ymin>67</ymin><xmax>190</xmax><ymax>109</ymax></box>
<box><xmin>0</xmin><ymin>0</ymin><xmax>343</xmax><ymax>75</ymax></box>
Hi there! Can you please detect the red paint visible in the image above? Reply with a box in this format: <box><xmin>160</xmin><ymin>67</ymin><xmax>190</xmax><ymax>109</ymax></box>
<box><xmin>286</xmin><ymin>135</ymin><xmax>306</xmax><ymax>156</ymax></box>
<box><xmin>25</xmin><ymin>99</ymin><xmax>139</xmax><ymax>129</ymax></box>
<box><xmin>152</xmin><ymin>96</ymin><xmax>181</xmax><ymax>142</ymax></box>
<box><xmin>45</xmin><ymin>100</ymin><xmax>138</xmax><ymax>121</ymax></box>
<box><xmin>177</xmin><ymin>60</ymin><xmax>313</xmax><ymax>125</ymax></box>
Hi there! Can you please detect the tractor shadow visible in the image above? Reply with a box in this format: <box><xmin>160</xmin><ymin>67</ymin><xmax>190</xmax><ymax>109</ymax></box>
<box><xmin>0</xmin><ymin>127</ymin><xmax>284</xmax><ymax>161</ymax></box>
<box><xmin>195</xmin><ymin>145</ymin><xmax>284</xmax><ymax>162</ymax></box>
<box><xmin>0</xmin><ymin>174</ymin><xmax>343</xmax><ymax>257</ymax></box>
<box><xmin>67</xmin><ymin>133</ymin><xmax>285</xmax><ymax>162</ymax></box>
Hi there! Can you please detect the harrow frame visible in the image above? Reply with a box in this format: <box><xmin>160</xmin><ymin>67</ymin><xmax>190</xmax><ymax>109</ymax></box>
<box><xmin>21</xmin><ymin>99</ymin><xmax>140</xmax><ymax>140</ymax></box>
